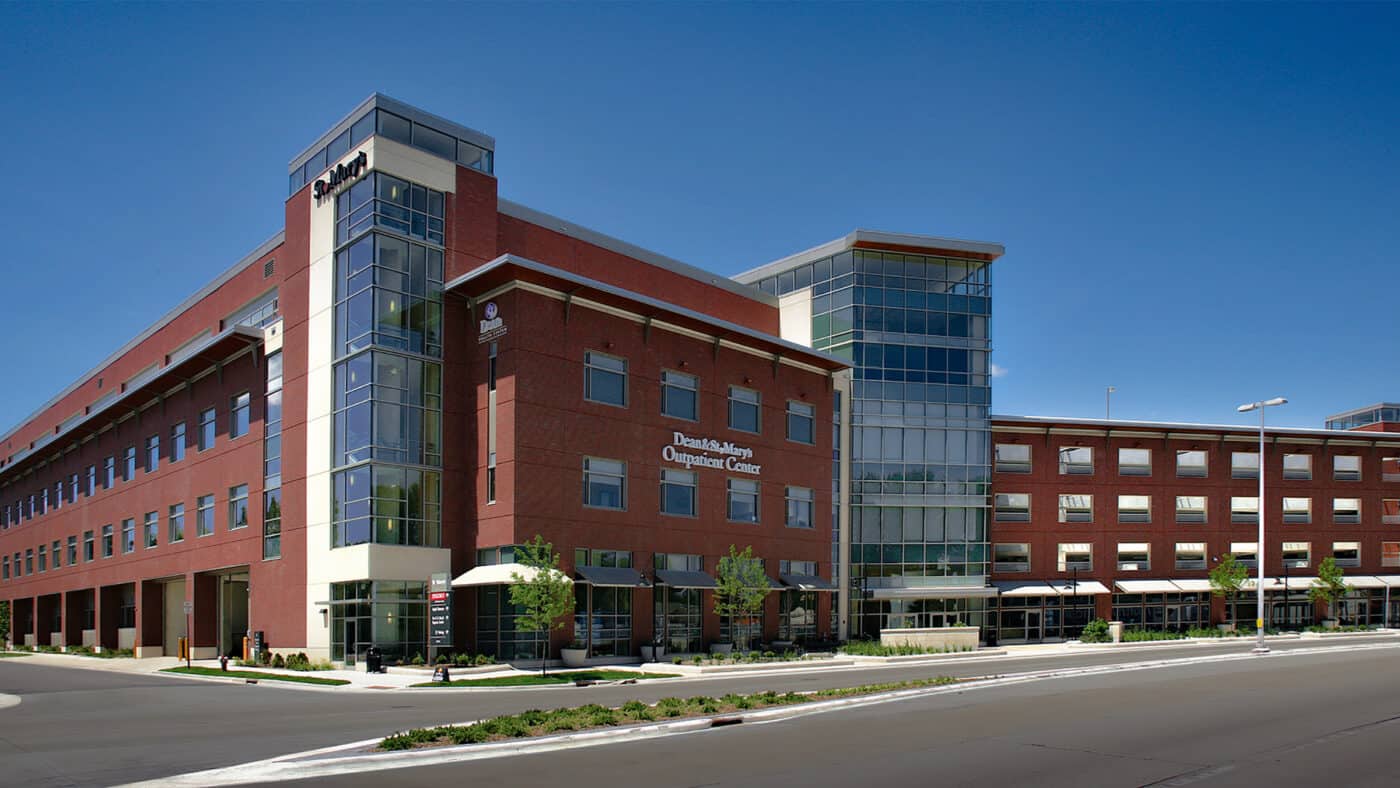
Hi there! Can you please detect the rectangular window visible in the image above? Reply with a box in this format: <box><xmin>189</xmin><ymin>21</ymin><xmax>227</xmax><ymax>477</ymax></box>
<box><xmin>1283</xmin><ymin>453</ymin><xmax>1312</xmax><ymax>480</ymax></box>
<box><xmin>661</xmin><ymin>370</ymin><xmax>698</xmax><ymax>421</ymax></box>
<box><xmin>1057</xmin><ymin>543</ymin><xmax>1092</xmax><ymax>572</ymax></box>
<box><xmin>198</xmin><ymin>408</ymin><xmax>216</xmax><ymax>451</ymax></box>
<box><xmin>660</xmin><ymin>469</ymin><xmax>697</xmax><ymax>517</ymax></box>
<box><xmin>728</xmin><ymin>386</ymin><xmax>761</xmax><ymax>433</ymax></box>
<box><xmin>50</xmin><ymin>539</ymin><xmax>60</xmax><ymax>569</ymax></box>
<box><xmin>583</xmin><ymin>351</ymin><xmax>627</xmax><ymax>407</ymax></box>
<box><xmin>1383</xmin><ymin>456</ymin><xmax>1400</xmax><ymax>483</ymax></box>
<box><xmin>994</xmin><ymin>493</ymin><xmax>1030</xmax><ymax>522</ymax></box>
<box><xmin>168</xmin><ymin>506</ymin><xmax>184</xmax><ymax>543</ymax></box>
<box><xmin>171</xmin><ymin>422</ymin><xmax>186</xmax><ymax>463</ymax></box>
<box><xmin>263</xmin><ymin>488</ymin><xmax>282</xmax><ymax>560</ymax></box>
<box><xmin>786</xmin><ymin>401</ymin><xmax>815</xmax><ymax>444</ymax></box>
<box><xmin>1383</xmin><ymin>542</ymin><xmax>1400</xmax><ymax>568</ymax></box>
<box><xmin>1383</xmin><ymin>499</ymin><xmax>1400</xmax><ymax>525</ymax></box>
<box><xmin>487</xmin><ymin>342</ymin><xmax>498</xmax><ymax>392</ymax></box>
<box><xmin>37</xmin><ymin>546</ymin><xmax>45</xmax><ymax>573</ymax></box>
<box><xmin>230</xmin><ymin>392</ymin><xmax>251</xmax><ymax>439</ymax></box>
<box><xmin>68</xmin><ymin>473</ymin><xmax>79</xmax><ymax>504</ymax></box>
<box><xmin>485</xmin><ymin>467</ymin><xmax>496</xmax><ymax>504</ymax></box>
<box><xmin>25</xmin><ymin>549</ymin><xmax>33</xmax><ymax>574</ymax></box>
<box><xmin>784</xmin><ymin>486</ymin><xmax>814</xmax><ymax>529</ymax></box>
<box><xmin>123</xmin><ymin>446</ymin><xmax>136</xmax><ymax>481</ymax></box>
<box><xmin>995</xmin><ymin>443</ymin><xmax>1031</xmax><ymax>474</ymax></box>
<box><xmin>1118</xmin><ymin>448</ymin><xmax>1151</xmax><ymax>476</ymax></box>
<box><xmin>1058</xmin><ymin>494</ymin><xmax>1093</xmax><ymax>523</ymax></box>
<box><xmin>87</xmin><ymin>464</ymin><xmax>97</xmax><ymax>496</ymax></box>
<box><xmin>993</xmin><ymin>543</ymin><xmax>1030</xmax><ymax>573</ymax></box>
<box><xmin>104</xmin><ymin>456</ymin><xmax>115</xmax><ymax>489</ymax></box>
<box><xmin>1334</xmin><ymin>455</ymin><xmax>1361</xmax><ymax>481</ymax></box>
<box><xmin>121</xmin><ymin>519</ymin><xmax>135</xmax><ymax>554</ymax></box>
<box><xmin>1230</xmin><ymin>496</ymin><xmax>1259</xmax><ymax>524</ymax></box>
<box><xmin>83</xmin><ymin>530</ymin><xmax>94</xmax><ymax>562</ymax></box>
<box><xmin>229</xmin><ymin>485</ymin><xmax>249</xmax><ymax>530</ymax></box>
<box><xmin>1334</xmin><ymin>497</ymin><xmax>1361</xmax><ymax>524</ymax></box>
<box><xmin>1058</xmin><ymin>447</ymin><xmax>1093</xmax><ymax>475</ymax></box>
<box><xmin>727</xmin><ymin>478</ymin><xmax>760</xmax><ymax>523</ymax></box>
<box><xmin>1174</xmin><ymin>542</ymin><xmax>1206</xmax><ymax>570</ymax></box>
<box><xmin>1117</xmin><ymin>495</ymin><xmax>1151</xmax><ymax>523</ymax></box>
<box><xmin>1176</xmin><ymin>495</ymin><xmax>1208</xmax><ymax>524</ymax></box>
<box><xmin>1282</xmin><ymin>541</ymin><xmax>1310</xmax><ymax>569</ymax></box>
<box><xmin>1117</xmin><ymin>543</ymin><xmax>1151</xmax><ymax>571</ymax></box>
<box><xmin>1332</xmin><ymin>541</ymin><xmax>1361</xmax><ymax>568</ymax></box>
<box><xmin>102</xmin><ymin>525</ymin><xmax>114</xmax><ymax>558</ymax></box>
<box><xmin>1176</xmin><ymin>450</ymin><xmax>1208</xmax><ymax>478</ymax></box>
<box><xmin>143</xmin><ymin>511</ymin><xmax>158</xmax><ymax>548</ymax></box>
<box><xmin>2</xmin><ymin>556</ymin><xmax>8</xmax><ymax>580</ymax></box>
<box><xmin>54</xmin><ymin>482</ymin><xmax>63</xmax><ymax>511</ymax></box>
<box><xmin>1283</xmin><ymin>497</ymin><xmax>1312</xmax><ymax>524</ymax></box>
<box><xmin>145</xmin><ymin>434</ymin><xmax>160</xmax><ymax>473</ymax></box>
<box><xmin>66</xmin><ymin>536</ymin><xmax>76</xmax><ymax>566</ymax></box>
<box><xmin>1230</xmin><ymin>541</ymin><xmax>1258</xmax><ymax>568</ymax></box>
<box><xmin>582</xmin><ymin>458</ymin><xmax>625</xmax><ymax>509</ymax></box>
<box><xmin>197</xmin><ymin>495</ymin><xmax>215</xmax><ymax>540</ymax></box>
<box><xmin>1230</xmin><ymin>451</ymin><xmax>1259</xmax><ymax>479</ymax></box>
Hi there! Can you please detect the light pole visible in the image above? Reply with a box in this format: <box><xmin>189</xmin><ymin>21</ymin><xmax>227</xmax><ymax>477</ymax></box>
<box><xmin>1106</xmin><ymin>386</ymin><xmax>1116</xmax><ymax>420</ymax></box>
<box><xmin>1237</xmin><ymin>396</ymin><xmax>1287</xmax><ymax>655</ymax></box>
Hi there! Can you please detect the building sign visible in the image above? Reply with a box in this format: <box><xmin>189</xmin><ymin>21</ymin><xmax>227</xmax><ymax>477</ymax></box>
<box><xmin>662</xmin><ymin>432</ymin><xmax>761</xmax><ymax>475</ymax></box>
<box><xmin>429</xmin><ymin>571</ymin><xmax>453</xmax><ymax>648</ymax></box>
<box><xmin>312</xmin><ymin>150</ymin><xmax>369</xmax><ymax>200</ymax></box>
<box><xmin>478</xmin><ymin>301</ymin><xmax>507</xmax><ymax>343</ymax></box>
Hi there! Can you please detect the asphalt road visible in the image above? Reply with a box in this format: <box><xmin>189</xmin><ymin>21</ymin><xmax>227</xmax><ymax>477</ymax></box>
<box><xmin>0</xmin><ymin>636</ymin><xmax>1396</xmax><ymax>787</ymax></box>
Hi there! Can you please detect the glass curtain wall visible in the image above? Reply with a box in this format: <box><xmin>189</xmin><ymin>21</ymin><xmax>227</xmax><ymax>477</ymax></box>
<box><xmin>755</xmin><ymin>249</ymin><xmax>993</xmax><ymax>638</ymax></box>
<box><xmin>328</xmin><ymin>580</ymin><xmax>428</xmax><ymax>663</ymax></box>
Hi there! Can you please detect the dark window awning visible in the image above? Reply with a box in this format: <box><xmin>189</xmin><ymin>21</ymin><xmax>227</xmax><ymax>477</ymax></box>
<box><xmin>654</xmin><ymin>569</ymin><xmax>718</xmax><ymax>589</ymax></box>
<box><xmin>780</xmin><ymin>574</ymin><xmax>837</xmax><ymax>591</ymax></box>
<box><xmin>576</xmin><ymin>565</ymin><xmax>651</xmax><ymax>588</ymax></box>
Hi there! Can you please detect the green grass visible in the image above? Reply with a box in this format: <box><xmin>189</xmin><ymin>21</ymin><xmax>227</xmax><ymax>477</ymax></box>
<box><xmin>161</xmin><ymin>666</ymin><xmax>350</xmax><ymax>686</ymax></box>
<box><xmin>412</xmin><ymin>669</ymin><xmax>679</xmax><ymax>688</ymax></box>
<box><xmin>0</xmin><ymin>652</ymin><xmax>31</xmax><ymax>658</ymax></box>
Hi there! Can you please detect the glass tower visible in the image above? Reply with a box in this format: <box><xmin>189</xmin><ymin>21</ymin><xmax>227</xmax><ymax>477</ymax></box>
<box><xmin>737</xmin><ymin>234</ymin><xmax>1002</xmax><ymax>639</ymax></box>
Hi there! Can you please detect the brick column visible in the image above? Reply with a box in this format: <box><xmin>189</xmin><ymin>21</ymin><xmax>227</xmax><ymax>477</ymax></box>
<box><xmin>138</xmin><ymin>580</ymin><xmax>163</xmax><ymax>657</ymax></box>
<box><xmin>191</xmin><ymin>573</ymin><xmax>218</xmax><ymax>659</ymax></box>
<box><xmin>63</xmin><ymin>590</ymin><xmax>85</xmax><ymax>649</ymax></box>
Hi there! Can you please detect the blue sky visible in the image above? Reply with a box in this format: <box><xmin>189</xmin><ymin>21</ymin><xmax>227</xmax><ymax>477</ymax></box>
<box><xmin>1</xmin><ymin>3</ymin><xmax>1397</xmax><ymax>434</ymax></box>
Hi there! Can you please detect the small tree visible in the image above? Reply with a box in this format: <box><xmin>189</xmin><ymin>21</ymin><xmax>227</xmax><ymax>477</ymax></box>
<box><xmin>0</xmin><ymin>600</ymin><xmax>8</xmax><ymax>648</ymax></box>
<box><xmin>713</xmin><ymin>545</ymin><xmax>770</xmax><ymax>651</ymax></box>
<box><xmin>1308</xmin><ymin>556</ymin><xmax>1350</xmax><ymax>624</ymax></box>
<box><xmin>509</xmin><ymin>535</ymin><xmax>575</xmax><ymax>676</ymax></box>
<box><xmin>1209</xmin><ymin>554</ymin><xmax>1249</xmax><ymax>628</ymax></box>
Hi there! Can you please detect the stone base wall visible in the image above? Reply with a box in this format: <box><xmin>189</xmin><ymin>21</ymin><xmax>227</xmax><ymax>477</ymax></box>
<box><xmin>879</xmin><ymin>626</ymin><xmax>980</xmax><ymax>651</ymax></box>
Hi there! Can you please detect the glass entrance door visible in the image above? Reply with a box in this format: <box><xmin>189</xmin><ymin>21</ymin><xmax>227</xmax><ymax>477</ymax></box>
<box><xmin>344</xmin><ymin>620</ymin><xmax>358</xmax><ymax>667</ymax></box>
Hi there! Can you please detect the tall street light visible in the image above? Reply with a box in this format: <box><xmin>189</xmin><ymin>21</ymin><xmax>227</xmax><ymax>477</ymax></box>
<box><xmin>1237</xmin><ymin>396</ymin><xmax>1287</xmax><ymax>655</ymax></box>
<box><xmin>1106</xmin><ymin>386</ymin><xmax>1116</xmax><ymax>420</ymax></box>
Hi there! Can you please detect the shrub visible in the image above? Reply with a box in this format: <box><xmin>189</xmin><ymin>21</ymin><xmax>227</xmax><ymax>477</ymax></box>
<box><xmin>671</xmin><ymin>656</ymin><xmax>683</xmax><ymax>665</ymax></box>
<box><xmin>1078</xmin><ymin>618</ymin><xmax>1112</xmax><ymax>643</ymax></box>
<box><xmin>271</xmin><ymin>653</ymin><xmax>286</xmax><ymax>668</ymax></box>
<box><xmin>1121</xmin><ymin>629</ymin><xmax>1185</xmax><ymax>642</ymax></box>
<box><xmin>411</xmin><ymin>652</ymin><xmax>426</xmax><ymax>666</ymax></box>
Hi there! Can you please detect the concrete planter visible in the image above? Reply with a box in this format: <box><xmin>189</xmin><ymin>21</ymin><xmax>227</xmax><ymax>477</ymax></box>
<box><xmin>639</xmin><ymin>645</ymin><xmax>666</xmax><ymax>661</ymax></box>
<box><xmin>1321</xmin><ymin>619</ymin><xmax>1339</xmax><ymax>630</ymax></box>
<box><xmin>710</xmin><ymin>642</ymin><xmax>734</xmax><ymax>655</ymax></box>
<box><xmin>1217</xmin><ymin>623</ymin><xmax>1236</xmax><ymax>633</ymax></box>
<box><xmin>560</xmin><ymin>648</ymin><xmax>588</xmax><ymax>668</ymax></box>
<box><xmin>879</xmin><ymin>626</ymin><xmax>979</xmax><ymax>652</ymax></box>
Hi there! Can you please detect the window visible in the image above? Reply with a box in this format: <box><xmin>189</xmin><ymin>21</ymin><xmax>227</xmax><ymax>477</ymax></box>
<box><xmin>1283</xmin><ymin>453</ymin><xmax>1311</xmax><ymax>480</ymax></box>
<box><xmin>1230</xmin><ymin>542</ymin><xmax>1258</xmax><ymax>568</ymax></box>
<box><xmin>230</xmin><ymin>392</ymin><xmax>251</xmax><ymax>439</ymax></box>
<box><xmin>583</xmin><ymin>351</ymin><xmax>627</xmax><ymax>407</ymax></box>
<box><xmin>101</xmin><ymin>525</ymin><xmax>113</xmax><ymax>558</ymax></box>
<box><xmin>1383</xmin><ymin>457</ymin><xmax>1400</xmax><ymax>483</ymax></box>
<box><xmin>1384</xmin><ymin>499</ymin><xmax>1400</xmax><ymax>525</ymax></box>
<box><xmin>1175</xmin><ymin>543</ymin><xmax>1206</xmax><ymax>570</ymax></box>
<box><xmin>994</xmin><ymin>493</ymin><xmax>1030</xmax><ymax>522</ymax></box>
<box><xmin>25</xmin><ymin>549</ymin><xmax>33</xmax><ymax>574</ymax></box>
<box><xmin>1176</xmin><ymin>495</ymin><xmax>1208</xmax><ymax>524</ymax></box>
<box><xmin>68</xmin><ymin>473</ymin><xmax>79</xmax><ymax>504</ymax></box>
<box><xmin>995</xmin><ymin>443</ymin><xmax>1031</xmax><ymax>473</ymax></box>
<box><xmin>198</xmin><ymin>408</ymin><xmax>216</xmax><ymax>451</ymax></box>
<box><xmin>1117</xmin><ymin>543</ymin><xmax>1151</xmax><ymax>571</ymax></box>
<box><xmin>1058</xmin><ymin>494</ymin><xmax>1093</xmax><ymax>523</ymax></box>
<box><xmin>1057</xmin><ymin>543</ymin><xmax>1092</xmax><ymax>572</ymax></box>
<box><xmin>1283</xmin><ymin>497</ymin><xmax>1312</xmax><ymax>524</ymax></box>
<box><xmin>1230</xmin><ymin>451</ymin><xmax>1259</xmax><ymax>479</ymax></box>
<box><xmin>2</xmin><ymin>556</ymin><xmax>7</xmax><ymax>581</ymax></box>
<box><xmin>1058</xmin><ymin>447</ymin><xmax>1093</xmax><ymax>475</ymax></box>
<box><xmin>727</xmin><ymin>478</ymin><xmax>760</xmax><ymax>522</ymax></box>
<box><xmin>174</xmin><ymin>501</ymin><xmax>191</xmax><ymax>541</ymax></box>
<box><xmin>263</xmin><ymin>489</ymin><xmax>282</xmax><ymax>560</ymax></box>
<box><xmin>1334</xmin><ymin>497</ymin><xmax>1361</xmax><ymax>524</ymax></box>
<box><xmin>487</xmin><ymin>342</ymin><xmax>498</xmax><ymax>392</ymax></box>
<box><xmin>36</xmin><ymin>546</ymin><xmax>44</xmax><ymax>573</ymax></box>
<box><xmin>785</xmin><ymin>486</ymin><xmax>814</xmax><ymax>529</ymax></box>
<box><xmin>787</xmin><ymin>401</ymin><xmax>815</xmax><ymax>444</ymax></box>
<box><xmin>121</xmin><ymin>519</ymin><xmax>135</xmax><ymax>554</ymax></box>
<box><xmin>1117</xmin><ymin>495</ymin><xmax>1151</xmax><ymax>524</ymax></box>
<box><xmin>1176</xmin><ymin>450</ymin><xmax>1208</xmax><ymax>478</ymax></box>
<box><xmin>145</xmin><ymin>434</ymin><xmax>160</xmax><ymax>473</ymax></box>
<box><xmin>1282</xmin><ymin>542</ymin><xmax>1310</xmax><ymax>569</ymax></box>
<box><xmin>661</xmin><ymin>370</ymin><xmax>697</xmax><ymax>421</ymax></box>
<box><xmin>50</xmin><ymin>539</ymin><xmax>60</xmax><ymax>569</ymax></box>
<box><xmin>54</xmin><ymin>481</ymin><xmax>63</xmax><ymax>510</ymax></box>
<box><xmin>582</xmin><ymin>458</ymin><xmax>625</xmax><ymax>509</ymax></box>
<box><xmin>486</xmin><ymin>467</ymin><xmax>496</xmax><ymax>504</ymax></box>
<box><xmin>993</xmin><ymin>543</ymin><xmax>1030</xmax><ymax>573</ymax></box>
<box><xmin>1383</xmin><ymin>542</ymin><xmax>1400</xmax><ymax>568</ymax></box>
<box><xmin>229</xmin><ymin>485</ymin><xmax>249</xmax><ymax>530</ymax></box>
<box><xmin>1118</xmin><ymin>448</ymin><xmax>1151</xmax><ymax>476</ymax></box>
<box><xmin>660</xmin><ymin>469</ymin><xmax>697</xmax><ymax>517</ymax></box>
<box><xmin>1230</xmin><ymin>497</ymin><xmax>1259</xmax><ymax>524</ymax></box>
<box><xmin>197</xmin><ymin>495</ymin><xmax>215</xmax><ymax>540</ymax></box>
<box><xmin>123</xmin><ymin>446</ymin><xmax>137</xmax><ymax>481</ymax></box>
<box><xmin>66</xmin><ymin>536</ymin><xmax>76</xmax><ymax>566</ymax></box>
<box><xmin>83</xmin><ymin>530</ymin><xmax>94</xmax><ymax>562</ymax></box>
<box><xmin>103</xmin><ymin>456</ymin><xmax>115</xmax><ymax>489</ymax></box>
<box><xmin>171</xmin><ymin>422</ymin><xmax>186</xmax><ymax>462</ymax></box>
<box><xmin>87</xmin><ymin>464</ymin><xmax>97</xmax><ymax>496</ymax></box>
<box><xmin>334</xmin><ymin>170</ymin><xmax>448</xmax><ymax>246</ymax></box>
<box><xmin>139</xmin><ymin>511</ymin><xmax>156</xmax><ymax>549</ymax></box>
<box><xmin>728</xmin><ymin>386</ymin><xmax>760</xmax><ymax>433</ymax></box>
<box><xmin>1334</xmin><ymin>455</ymin><xmax>1361</xmax><ymax>481</ymax></box>
<box><xmin>1332</xmin><ymin>541</ymin><xmax>1361</xmax><ymax>568</ymax></box>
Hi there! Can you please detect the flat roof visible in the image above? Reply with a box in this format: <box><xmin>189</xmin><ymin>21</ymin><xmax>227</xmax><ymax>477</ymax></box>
<box><xmin>992</xmin><ymin>413</ymin><xmax>1400</xmax><ymax>440</ymax></box>
<box><xmin>288</xmin><ymin>93</ymin><xmax>496</xmax><ymax>175</ymax></box>
<box><xmin>733</xmin><ymin>229</ymin><xmax>1006</xmax><ymax>284</ymax></box>
<box><xmin>1324</xmin><ymin>402</ymin><xmax>1400</xmax><ymax>421</ymax></box>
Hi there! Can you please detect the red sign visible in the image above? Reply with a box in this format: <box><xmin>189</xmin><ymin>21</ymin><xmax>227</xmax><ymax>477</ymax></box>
<box><xmin>430</xmin><ymin>591</ymin><xmax>449</xmax><ymax>602</ymax></box>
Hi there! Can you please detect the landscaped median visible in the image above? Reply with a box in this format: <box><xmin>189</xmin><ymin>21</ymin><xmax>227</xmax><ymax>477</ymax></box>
<box><xmin>412</xmin><ymin>669</ymin><xmax>679</xmax><ymax>688</ymax></box>
<box><xmin>381</xmin><ymin>675</ymin><xmax>960</xmax><ymax>750</ymax></box>
<box><xmin>0</xmin><ymin>651</ymin><xmax>30</xmax><ymax>658</ymax></box>
<box><xmin>161</xmin><ymin>666</ymin><xmax>350</xmax><ymax>686</ymax></box>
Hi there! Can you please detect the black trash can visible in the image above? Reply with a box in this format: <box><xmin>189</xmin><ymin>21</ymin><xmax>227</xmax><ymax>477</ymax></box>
<box><xmin>984</xmin><ymin>628</ymin><xmax>997</xmax><ymax>648</ymax></box>
<box><xmin>365</xmin><ymin>645</ymin><xmax>382</xmax><ymax>674</ymax></box>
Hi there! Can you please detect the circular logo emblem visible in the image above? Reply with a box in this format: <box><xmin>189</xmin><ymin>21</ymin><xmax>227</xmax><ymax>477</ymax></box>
<box><xmin>484</xmin><ymin>302</ymin><xmax>499</xmax><ymax>320</ymax></box>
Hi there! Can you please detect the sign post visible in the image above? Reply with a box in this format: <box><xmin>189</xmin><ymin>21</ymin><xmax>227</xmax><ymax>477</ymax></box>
<box><xmin>429</xmin><ymin>572</ymin><xmax>453</xmax><ymax>672</ymax></box>
<box><xmin>182</xmin><ymin>600</ymin><xmax>193</xmax><ymax>669</ymax></box>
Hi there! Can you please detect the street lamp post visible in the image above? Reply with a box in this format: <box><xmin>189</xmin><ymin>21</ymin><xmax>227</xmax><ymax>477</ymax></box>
<box><xmin>1106</xmin><ymin>386</ymin><xmax>1116</xmax><ymax>420</ymax></box>
<box><xmin>1237</xmin><ymin>396</ymin><xmax>1287</xmax><ymax>655</ymax></box>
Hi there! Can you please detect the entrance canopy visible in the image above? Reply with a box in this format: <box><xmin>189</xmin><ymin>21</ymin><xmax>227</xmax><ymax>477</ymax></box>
<box><xmin>871</xmin><ymin>585</ymin><xmax>999</xmax><ymax>600</ymax></box>
<box><xmin>451</xmin><ymin>563</ymin><xmax>572</xmax><ymax>587</ymax></box>
<box><xmin>575</xmin><ymin>566</ymin><xmax>650</xmax><ymax>588</ymax></box>
<box><xmin>780</xmin><ymin>574</ymin><xmax>837</xmax><ymax>591</ymax></box>
<box><xmin>654</xmin><ymin>569</ymin><xmax>717</xmax><ymax>589</ymax></box>
<box><xmin>994</xmin><ymin>580</ymin><xmax>1111</xmax><ymax>597</ymax></box>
